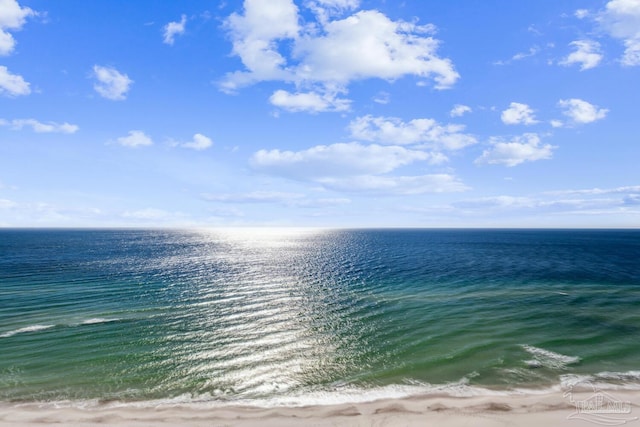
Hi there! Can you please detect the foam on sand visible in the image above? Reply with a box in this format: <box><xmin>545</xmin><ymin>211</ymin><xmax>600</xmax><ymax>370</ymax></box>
<box><xmin>1</xmin><ymin>390</ymin><xmax>638</xmax><ymax>427</ymax></box>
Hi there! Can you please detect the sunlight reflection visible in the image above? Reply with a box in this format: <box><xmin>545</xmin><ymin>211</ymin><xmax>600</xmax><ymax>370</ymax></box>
<box><xmin>168</xmin><ymin>227</ymin><xmax>345</xmax><ymax>398</ymax></box>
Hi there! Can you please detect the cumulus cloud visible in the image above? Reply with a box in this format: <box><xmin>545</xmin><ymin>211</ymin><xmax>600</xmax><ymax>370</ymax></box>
<box><xmin>501</xmin><ymin>102</ymin><xmax>539</xmax><ymax>125</ymax></box>
<box><xmin>557</xmin><ymin>98</ymin><xmax>608</xmax><ymax>125</ymax></box>
<box><xmin>0</xmin><ymin>65</ymin><xmax>30</xmax><ymax>96</ymax></box>
<box><xmin>348</xmin><ymin>115</ymin><xmax>476</xmax><ymax>151</ymax></box>
<box><xmin>116</xmin><ymin>130</ymin><xmax>153</xmax><ymax>148</ymax></box>
<box><xmin>1</xmin><ymin>118</ymin><xmax>78</xmax><ymax>133</ymax></box>
<box><xmin>221</xmin><ymin>1</ymin><xmax>459</xmax><ymax>109</ymax></box>
<box><xmin>560</xmin><ymin>40</ymin><xmax>603</xmax><ymax>70</ymax></box>
<box><xmin>0</xmin><ymin>0</ymin><xmax>35</xmax><ymax>56</ymax></box>
<box><xmin>269</xmin><ymin>89</ymin><xmax>351</xmax><ymax>112</ymax></box>
<box><xmin>475</xmin><ymin>133</ymin><xmax>555</xmax><ymax>167</ymax></box>
<box><xmin>163</xmin><ymin>14</ymin><xmax>187</xmax><ymax>45</ymax></box>
<box><xmin>450</xmin><ymin>104</ymin><xmax>472</xmax><ymax>117</ymax></box>
<box><xmin>221</xmin><ymin>0</ymin><xmax>300</xmax><ymax>92</ymax></box>
<box><xmin>597</xmin><ymin>0</ymin><xmax>640</xmax><ymax>66</ymax></box>
<box><xmin>180</xmin><ymin>133</ymin><xmax>213</xmax><ymax>150</ymax></box>
<box><xmin>292</xmin><ymin>10</ymin><xmax>457</xmax><ymax>88</ymax></box>
<box><xmin>92</xmin><ymin>65</ymin><xmax>133</xmax><ymax>100</ymax></box>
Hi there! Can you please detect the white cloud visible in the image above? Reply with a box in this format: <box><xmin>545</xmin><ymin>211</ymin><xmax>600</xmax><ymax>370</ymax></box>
<box><xmin>372</xmin><ymin>91</ymin><xmax>390</xmax><ymax>104</ymax></box>
<box><xmin>203</xmin><ymin>191</ymin><xmax>305</xmax><ymax>203</ymax></box>
<box><xmin>475</xmin><ymin>133</ymin><xmax>555</xmax><ymax>167</ymax></box>
<box><xmin>558</xmin><ymin>98</ymin><xmax>608</xmax><ymax>124</ymax></box>
<box><xmin>0</xmin><ymin>65</ymin><xmax>30</xmax><ymax>96</ymax></box>
<box><xmin>292</xmin><ymin>197</ymin><xmax>351</xmax><ymax>208</ymax></box>
<box><xmin>163</xmin><ymin>14</ymin><xmax>187</xmax><ymax>45</ymax></box>
<box><xmin>318</xmin><ymin>173</ymin><xmax>468</xmax><ymax>194</ymax></box>
<box><xmin>116</xmin><ymin>130</ymin><xmax>153</xmax><ymax>148</ymax></box>
<box><xmin>0</xmin><ymin>0</ymin><xmax>35</xmax><ymax>56</ymax></box>
<box><xmin>546</xmin><ymin>185</ymin><xmax>640</xmax><ymax>196</ymax></box>
<box><xmin>92</xmin><ymin>65</ymin><xmax>133</xmax><ymax>100</ymax></box>
<box><xmin>348</xmin><ymin>115</ymin><xmax>476</xmax><ymax>151</ymax></box>
<box><xmin>494</xmin><ymin>46</ymin><xmax>539</xmax><ymax>65</ymax></box>
<box><xmin>293</xmin><ymin>10</ymin><xmax>457</xmax><ymax>89</ymax></box>
<box><xmin>269</xmin><ymin>89</ymin><xmax>350</xmax><ymax>112</ymax></box>
<box><xmin>450</xmin><ymin>104</ymin><xmax>472</xmax><ymax>117</ymax></box>
<box><xmin>202</xmin><ymin>191</ymin><xmax>353</xmax><ymax>209</ymax></box>
<box><xmin>251</xmin><ymin>142</ymin><xmax>432</xmax><ymax>179</ymax></box>
<box><xmin>181</xmin><ymin>133</ymin><xmax>213</xmax><ymax>150</ymax></box>
<box><xmin>575</xmin><ymin>9</ymin><xmax>590</xmax><ymax>19</ymax></box>
<box><xmin>501</xmin><ymin>102</ymin><xmax>539</xmax><ymax>125</ymax></box>
<box><xmin>221</xmin><ymin>2</ymin><xmax>459</xmax><ymax>105</ymax></box>
<box><xmin>0</xmin><ymin>198</ymin><xmax>17</xmax><ymax>209</ymax></box>
<box><xmin>121</xmin><ymin>208</ymin><xmax>190</xmax><ymax>223</ymax></box>
<box><xmin>454</xmin><ymin>196</ymin><xmax>536</xmax><ymax>210</ymax></box>
<box><xmin>598</xmin><ymin>0</ymin><xmax>640</xmax><ymax>66</ymax></box>
<box><xmin>305</xmin><ymin>0</ymin><xmax>360</xmax><ymax>23</ymax></box>
<box><xmin>221</xmin><ymin>0</ymin><xmax>300</xmax><ymax>92</ymax></box>
<box><xmin>1</xmin><ymin>118</ymin><xmax>78</xmax><ymax>133</ymax></box>
<box><xmin>560</xmin><ymin>40</ymin><xmax>603</xmax><ymax>70</ymax></box>
<box><xmin>249</xmin><ymin>141</ymin><xmax>467</xmax><ymax>195</ymax></box>
<box><xmin>512</xmin><ymin>46</ymin><xmax>539</xmax><ymax>61</ymax></box>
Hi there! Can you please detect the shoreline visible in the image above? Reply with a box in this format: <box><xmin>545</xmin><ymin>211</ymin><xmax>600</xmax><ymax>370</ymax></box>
<box><xmin>2</xmin><ymin>391</ymin><xmax>639</xmax><ymax>427</ymax></box>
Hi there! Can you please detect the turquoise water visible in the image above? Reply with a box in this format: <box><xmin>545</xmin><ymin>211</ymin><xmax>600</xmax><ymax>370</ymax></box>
<box><xmin>1</xmin><ymin>228</ymin><xmax>639</xmax><ymax>406</ymax></box>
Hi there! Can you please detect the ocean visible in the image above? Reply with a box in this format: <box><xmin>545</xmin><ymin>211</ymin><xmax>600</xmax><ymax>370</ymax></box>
<box><xmin>1</xmin><ymin>228</ymin><xmax>639</xmax><ymax>407</ymax></box>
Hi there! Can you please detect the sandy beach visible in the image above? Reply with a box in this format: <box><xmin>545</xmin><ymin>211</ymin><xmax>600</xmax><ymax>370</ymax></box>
<box><xmin>2</xmin><ymin>391</ymin><xmax>639</xmax><ymax>427</ymax></box>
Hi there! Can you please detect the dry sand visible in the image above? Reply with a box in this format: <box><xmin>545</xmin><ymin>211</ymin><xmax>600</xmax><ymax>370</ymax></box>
<box><xmin>1</xmin><ymin>391</ymin><xmax>639</xmax><ymax>426</ymax></box>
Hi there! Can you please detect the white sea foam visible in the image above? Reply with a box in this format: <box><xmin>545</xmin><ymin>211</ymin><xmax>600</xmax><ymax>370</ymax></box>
<box><xmin>521</xmin><ymin>344</ymin><xmax>581</xmax><ymax>369</ymax></box>
<box><xmin>37</xmin><ymin>379</ymin><xmax>515</xmax><ymax>410</ymax></box>
<box><xmin>561</xmin><ymin>371</ymin><xmax>640</xmax><ymax>391</ymax></box>
<box><xmin>0</xmin><ymin>324</ymin><xmax>55</xmax><ymax>338</ymax></box>
<box><xmin>17</xmin><ymin>370</ymin><xmax>640</xmax><ymax>410</ymax></box>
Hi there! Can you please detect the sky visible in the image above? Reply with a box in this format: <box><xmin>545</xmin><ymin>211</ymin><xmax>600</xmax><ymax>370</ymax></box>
<box><xmin>0</xmin><ymin>0</ymin><xmax>639</xmax><ymax>228</ymax></box>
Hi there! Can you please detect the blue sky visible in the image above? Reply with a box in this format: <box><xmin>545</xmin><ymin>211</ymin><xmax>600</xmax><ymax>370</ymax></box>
<box><xmin>0</xmin><ymin>0</ymin><xmax>639</xmax><ymax>227</ymax></box>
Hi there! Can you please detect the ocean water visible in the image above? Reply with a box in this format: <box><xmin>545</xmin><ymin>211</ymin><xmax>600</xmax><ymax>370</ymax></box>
<box><xmin>1</xmin><ymin>228</ymin><xmax>639</xmax><ymax>407</ymax></box>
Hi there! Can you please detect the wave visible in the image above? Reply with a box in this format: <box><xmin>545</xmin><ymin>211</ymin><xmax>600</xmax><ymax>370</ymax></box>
<box><xmin>7</xmin><ymin>369</ymin><xmax>640</xmax><ymax>409</ymax></box>
<box><xmin>561</xmin><ymin>371</ymin><xmax>640</xmax><ymax>391</ymax></box>
<box><xmin>0</xmin><ymin>324</ymin><xmax>55</xmax><ymax>338</ymax></box>
<box><xmin>521</xmin><ymin>344</ymin><xmax>581</xmax><ymax>369</ymax></box>
<box><xmin>0</xmin><ymin>318</ymin><xmax>122</xmax><ymax>338</ymax></box>
<box><xmin>78</xmin><ymin>318</ymin><xmax>121</xmax><ymax>325</ymax></box>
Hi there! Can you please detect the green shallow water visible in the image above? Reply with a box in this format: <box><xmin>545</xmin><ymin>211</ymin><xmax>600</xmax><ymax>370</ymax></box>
<box><xmin>1</xmin><ymin>228</ymin><xmax>639</xmax><ymax>405</ymax></box>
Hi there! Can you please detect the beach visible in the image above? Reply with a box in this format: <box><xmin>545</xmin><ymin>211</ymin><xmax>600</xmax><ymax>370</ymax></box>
<box><xmin>2</xmin><ymin>391</ymin><xmax>639</xmax><ymax>426</ymax></box>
